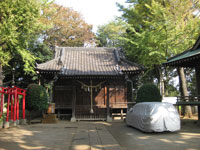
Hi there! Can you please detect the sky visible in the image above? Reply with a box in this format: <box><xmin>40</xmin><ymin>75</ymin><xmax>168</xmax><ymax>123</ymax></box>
<box><xmin>55</xmin><ymin>0</ymin><xmax>127</xmax><ymax>33</ymax></box>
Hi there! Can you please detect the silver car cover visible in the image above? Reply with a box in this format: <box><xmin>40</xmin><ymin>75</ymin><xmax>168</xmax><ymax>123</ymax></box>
<box><xmin>126</xmin><ymin>102</ymin><xmax>180</xmax><ymax>132</ymax></box>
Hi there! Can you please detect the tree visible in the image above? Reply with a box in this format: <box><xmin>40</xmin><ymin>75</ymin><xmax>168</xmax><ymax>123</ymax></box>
<box><xmin>3</xmin><ymin>42</ymin><xmax>53</xmax><ymax>88</ymax></box>
<box><xmin>118</xmin><ymin>0</ymin><xmax>200</xmax><ymax>96</ymax></box>
<box><xmin>0</xmin><ymin>0</ymin><xmax>50</xmax><ymax>86</ymax></box>
<box><xmin>118</xmin><ymin>0</ymin><xmax>200</xmax><ymax>117</ymax></box>
<box><xmin>42</xmin><ymin>3</ymin><xmax>94</xmax><ymax>47</ymax></box>
<box><xmin>26</xmin><ymin>84</ymin><xmax>48</xmax><ymax>121</ymax></box>
<box><xmin>96</xmin><ymin>18</ymin><xmax>127</xmax><ymax>47</ymax></box>
<box><xmin>136</xmin><ymin>83</ymin><xmax>162</xmax><ymax>102</ymax></box>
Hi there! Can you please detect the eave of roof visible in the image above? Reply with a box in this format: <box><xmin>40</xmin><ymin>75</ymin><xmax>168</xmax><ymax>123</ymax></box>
<box><xmin>164</xmin><ymin>48</ymin><xmax>200</xmax><ymax>63</ymax></box>
<box><xmin>163</xmin><ymin>36</ymin><xmax>200</xmax><ymax>67</ymax></box>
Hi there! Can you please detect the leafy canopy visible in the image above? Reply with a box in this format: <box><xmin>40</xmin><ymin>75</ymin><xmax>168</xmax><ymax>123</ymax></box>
<box><xmin>118</xmin><ymin>0</ymin><xmax>200</xmax><ymax>68</ymax></box>
<box><xmin>96</xmin><ymin>18</ymin><xmax>127</xmax><ymax>47</ymax></box>
<box><xmin>42</xmin><ymin>3</ymin><xmax>94</xmax><ymax>47</ymax></box>
<box><xmin>0</xmin><ymin>0</ymin><xmax>50</xmax><ymax>73</ymax></box>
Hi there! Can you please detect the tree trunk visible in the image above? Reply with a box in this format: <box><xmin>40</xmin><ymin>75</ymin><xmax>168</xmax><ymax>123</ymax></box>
<box><xmin>0</xmin><ymin>64</ymin><xmax>4</xmax><ymax>86</ymax></box>
<box><xmin>177</xmin><ymin>67</ymin><xmax>193</xmax><ymax>118</ymax></box>
<box><xmin>158</xmin><ymin>66</ymin><xmax>164</xmax><ymax>99</ymax></box>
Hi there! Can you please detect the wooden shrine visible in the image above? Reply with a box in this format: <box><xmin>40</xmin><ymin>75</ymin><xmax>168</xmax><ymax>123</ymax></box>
<box><xmin>36</xmin><ymin>47</ymin><xmax>143</xmax><ymax>121</ymax></box>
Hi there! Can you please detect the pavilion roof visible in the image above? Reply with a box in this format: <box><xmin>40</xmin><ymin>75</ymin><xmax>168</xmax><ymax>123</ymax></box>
<box><xmin>163</xmin><ymin>36</ymin><xmax>200</xmax><ymax>67</ymax></box>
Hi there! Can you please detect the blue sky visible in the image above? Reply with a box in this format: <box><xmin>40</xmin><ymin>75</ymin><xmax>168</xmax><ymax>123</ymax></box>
<box><xmin>55</xmin><ymin>0</ymin><xmax>127</xmax><ymax>32</ymax></box>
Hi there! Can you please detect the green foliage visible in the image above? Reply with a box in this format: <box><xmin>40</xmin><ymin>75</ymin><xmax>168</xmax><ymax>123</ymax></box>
<box><xmin>96</xmin><ymin>18</ymin><xmax>127</xmax><ymax>47</ymax></box>
<box><xmin>136</xmin><ymin>83</ymin><xmax>162</xmax><ymax>102</ymax></box>
<box><xmin>0</xmin><ymin>0</ymin><xmax>50</xmax><ymax>73</ymax></box>
<box><xmin>0</xmin><ymin>104</ymin><xmax>7</xmax><ymax>123</ymax></box>
<box><xmin>26</xmin><ymin>84</ymin><xmax>48</xmax><ymax>112</ymax></box>
<box><xmin>119</xmin><ymin>0</ymin><xmax>200</xmax><ymax>69</ymax></box>
<box><xmin>3</xmin><ymin>42</ymin><xmax>53</xmax><ymax>87</ymax></box>
<box><xmin>118</xmin><ymin>0</ymin><xmax>200</xmax><ymax>96</ymax></box>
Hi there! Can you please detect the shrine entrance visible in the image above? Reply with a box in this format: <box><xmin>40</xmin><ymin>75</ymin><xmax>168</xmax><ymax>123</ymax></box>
<box><xmin>75</xmin><ymin>80</ymin><xmax>107</xmax><ymax>120</ymax></box>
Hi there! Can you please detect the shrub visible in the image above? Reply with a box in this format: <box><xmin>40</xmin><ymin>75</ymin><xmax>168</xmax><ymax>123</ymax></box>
<box><xmin>136</xmin><ymin>83</ymin><xmax>162</xmax><ymax>102</ymax></box>
<box><xmin>26</xmin><ymin>84</ymin><xmax>48</xmax><ymax>112</ymax></box>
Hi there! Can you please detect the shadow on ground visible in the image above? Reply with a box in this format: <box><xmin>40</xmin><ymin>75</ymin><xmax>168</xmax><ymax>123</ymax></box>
<box><xmin>105</xmin><ymin>119</ymin><xmax>200</xmax><ymax>150</ymax></box>
<box><xmin>0</xmin><ymin>120</ymin><xmax>200</xmax><ymax>150</ymax></box>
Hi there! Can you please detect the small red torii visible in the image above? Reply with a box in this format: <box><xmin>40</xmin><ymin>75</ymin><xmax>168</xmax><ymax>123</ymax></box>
<box><xmin>0</xmin><ymin>86</ymin><xmax>26</xmax><ymax>128</ymax></box>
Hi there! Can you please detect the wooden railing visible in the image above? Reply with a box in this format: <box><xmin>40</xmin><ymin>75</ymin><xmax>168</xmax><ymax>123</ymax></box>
<box><xmin>177</xmin><ymin>96</ymin><xmax>200</xmax><ymax>102</ymax></box>
<box><xmin>176</xmin><ymin>96</ymin><xmax>200</xmax><ymax>106</ymax></box>
<box><xmin>75</xmin><ymin>105</ymin><xmax>106</xmax><ymax>120</ymax></box>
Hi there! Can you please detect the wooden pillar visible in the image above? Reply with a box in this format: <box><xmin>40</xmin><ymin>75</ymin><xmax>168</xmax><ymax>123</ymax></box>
<box><xmin>16</xmin><ymin>95</ymin><xmax>19</xmax><ymax>124</ymax></box>
<box><xmin>195</xmin><ymin>66</ymin><xmax>200</xmax><ymax>123</ymax></box>
<box><xmin>49</xmin><ymin>81</ymin><xmax>53</xmax><ymax>103</ymax></box>
<box><xmin>71</xmin><ymin>86</ymin><xmax>76</xmax><ymax>122</ymax></box>
<box><xmin>13</xmin><ymin>89</ymin><xmax>17</xmax><ymax>126</ymax></box>
<box><xmin>106</xmin><ymin>86</ymin><xmax>112</xmax><ymax>122</ymax></box>
<box><xmin>22</xmin><ymin>93</ymin><xmax>26</xmax><ymax>120</ymax></box>
<box><xmin>121</xmin><ymin>109</ymin><xmax>123</xmax><ymax>120</ymax></box>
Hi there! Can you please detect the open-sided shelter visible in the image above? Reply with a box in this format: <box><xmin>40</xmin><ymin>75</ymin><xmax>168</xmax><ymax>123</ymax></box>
<box><xmin>36</xmin><ymin>47</ymin><xmax>143</xmax><ymax>121</ymax></box>
<box><xmin>163</xmin><ymin>36</ymin><xmax>200</xmax><ymax>123</ymax></box>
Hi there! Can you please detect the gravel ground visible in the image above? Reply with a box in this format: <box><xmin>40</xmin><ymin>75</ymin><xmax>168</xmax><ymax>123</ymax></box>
<box><xmin>0</xmin><ymin>119</ymin><xmax>200</xmax><ymax>150</ymax></box>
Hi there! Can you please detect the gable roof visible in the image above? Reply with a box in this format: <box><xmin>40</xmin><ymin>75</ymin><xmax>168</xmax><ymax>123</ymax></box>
<box><xmin>163</xmin><ymin>36</ymin><xmax>200</xmax><ymax>67</ymax></box>
<box><xmin>36</xmin><ymin>47</ymin><xmax>143</xmax><ymax>76</ymax></box>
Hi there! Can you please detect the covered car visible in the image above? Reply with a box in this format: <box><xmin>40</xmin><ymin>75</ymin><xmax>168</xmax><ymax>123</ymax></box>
<box><xmin>126</xmin><ymin>102</ymin><xmax>180</xmax><ymax>132</ymax></box>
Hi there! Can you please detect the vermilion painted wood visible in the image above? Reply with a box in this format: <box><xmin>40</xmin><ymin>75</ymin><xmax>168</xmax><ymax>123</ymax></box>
<box><xmin>23</xmin><ymin>94</ymin><xmax>25</xmax><ymax>120</ymax></box>
<box><xmin>0</xmin><ymin>88</ymin><xmax>4</xmax><ymax>117</ymax></box>
<box><xmin>13</xmin><ymin>90</ymin><xmax>17</xmax><ymax>122</ymax></box>
<box><xmin>17</xmin><ymin>95</ymin><xmax>19</xmax><ymax>121</ymax></box>
<box><xmin>10</xmin><ymin>94</ymin><xmax>13</xmax><ymax>121</ymax></box>
<box><xmin>6</xmin><ymin>89</ymin><xmax>11</xmax><ymax>122</ymax></box>
<box><xmin>0</xmin><ymin>86</ymin><xmax>26</xmax><ymax>123</ymax></box>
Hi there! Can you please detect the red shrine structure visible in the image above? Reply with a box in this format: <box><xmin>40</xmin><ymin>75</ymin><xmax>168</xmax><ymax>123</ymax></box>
<box><xmin>0</xmin><ymin>86</ymin><xmax>26</xmax><ymax>128</ymax></box>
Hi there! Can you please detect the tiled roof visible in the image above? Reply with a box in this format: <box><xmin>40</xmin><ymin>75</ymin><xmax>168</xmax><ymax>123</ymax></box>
<box><xmin>36</xmin><ymin>47</ymin><xmax>143</xmax><ymax>76</ymax></box>
<box><xmin>163</xmin><ymin>36</ymin><xmax>200</xmax><ymax>67</ymax></box>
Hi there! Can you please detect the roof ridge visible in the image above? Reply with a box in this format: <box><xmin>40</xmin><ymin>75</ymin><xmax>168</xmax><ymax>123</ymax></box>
<box><xmin>55</xmin><ymin>47</ymin><xmax>117</xmax><ymax>51</ymax></box>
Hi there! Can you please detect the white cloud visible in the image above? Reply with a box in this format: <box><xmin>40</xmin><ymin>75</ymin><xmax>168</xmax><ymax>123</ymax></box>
<box><xmin>55</xmin><ymin>0</ymin><xmax>126</xmax><ymax>32</ymax></box>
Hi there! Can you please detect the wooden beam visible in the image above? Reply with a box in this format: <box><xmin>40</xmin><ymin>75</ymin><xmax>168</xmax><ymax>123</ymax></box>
<box><xmin>106</xmin><ymin>85</ymin><xmax>112</xmax><ymax>122</ymax></box>
<box><xmin>71</xmin><ymin>86</ymin><xmax>76</xmax><ymax>122</ymax></box>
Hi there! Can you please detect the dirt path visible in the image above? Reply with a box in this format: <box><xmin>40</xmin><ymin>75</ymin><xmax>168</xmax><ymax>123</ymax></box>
<box><xmin>0</xmin><ymin>121</ymin><xmax>122</xmax><ymax>150</ymax></box>
<box><xmin>106</xmin><ymin>120</ymin><xmax>200</xmax><ymax>150</ymax></box>
<box><xmin>0</xmin><ymin>120</ymin><xmax>200</xmax><ymax>150</ymax></box>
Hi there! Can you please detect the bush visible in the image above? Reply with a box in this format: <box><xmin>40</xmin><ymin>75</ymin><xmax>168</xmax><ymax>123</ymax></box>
<box><xmin>136</xmin><ymin>83</ymin><xmax>162</xmax><ymax>102</ymax></box>
<box><xmin>26</xmin><ymin>84</ymin><xmax>48</xmax><ymax>112</ymax></box>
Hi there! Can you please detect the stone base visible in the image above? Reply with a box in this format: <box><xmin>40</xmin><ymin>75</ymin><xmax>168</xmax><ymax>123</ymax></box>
<box><xmin>16</xmin><ymin>120</ymin><xmax>20</xmax><ymax>125</ymax></box>
<box><xmin>20</xmin><ymin>119</ymin><xmax>27</xmax><ymax>125</ymax></box>
<box><xmin>9</xmin><ymin>120</ymin><xmax>14</xmax><ymax>127</ymax></box>
<box><xmin>4</xmin><ymin>122</ymin><xmax>9</xmax><ymax>128</ymax></box>
<box><xmin>42</xmin><ymin>114</ymin><xmax>58</xmax><ymax>124</ymax></box>
<box><xmin>13</xmin><ymin>120</ymin><xmax>18</xmax><ymax>127</ymax></box>
<box><xmin>107</xmin><ymin>116</ymin><xmax>112</xmax><ymax>122</ymax></box>
<box><xmin>13</xmin><ymin>121</ymin><xmax>17</xmax><ymax>126</ymax></box>
<box><xmin>70</xmin><ymin>117</ymin><xmax>76</xmax><ymax>122</ymax></box>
